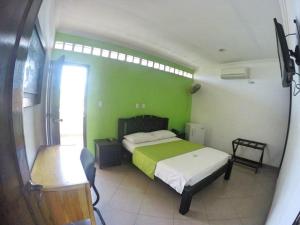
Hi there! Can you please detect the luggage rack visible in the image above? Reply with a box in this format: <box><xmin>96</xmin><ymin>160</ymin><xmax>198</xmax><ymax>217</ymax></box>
<box><xmin>232</xmin><ymin>138</ymin><xmax>267</xmax><ymax>173</ymax></box>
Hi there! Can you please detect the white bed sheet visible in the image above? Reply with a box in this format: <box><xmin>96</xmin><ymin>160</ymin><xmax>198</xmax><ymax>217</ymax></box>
<box><xmin>155</xmin><ymin>147</ymin><xmax>230</xmax><ymax>194</ymax></box>
<box><xmin>122</xmin><ymin>137</ymin><xmax>181</xmax><ymax>153</ymax></box>
<box><xmin>122</xmin><ymin>138</ymin><xmax>230</xmax><ymax>194</ymax></box>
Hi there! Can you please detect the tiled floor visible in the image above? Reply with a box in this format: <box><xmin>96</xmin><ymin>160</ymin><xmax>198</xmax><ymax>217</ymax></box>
<box><xmin>93</xmin><ymin>162</ymin><xmax>278</xmax><ymax>225</ymax></box>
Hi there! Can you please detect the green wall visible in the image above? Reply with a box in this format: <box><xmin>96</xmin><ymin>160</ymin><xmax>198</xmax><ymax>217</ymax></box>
<box><xmin>52</xmin><ymin>32</ymin><xmax>193</xmax><ymax>154</ymax></box>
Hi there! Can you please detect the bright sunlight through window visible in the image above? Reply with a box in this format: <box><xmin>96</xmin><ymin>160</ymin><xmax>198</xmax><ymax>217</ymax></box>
<box><xmin>54</xmin><ymin>41</ymin><xmax>193</xmax><ymax>79</ymax></box>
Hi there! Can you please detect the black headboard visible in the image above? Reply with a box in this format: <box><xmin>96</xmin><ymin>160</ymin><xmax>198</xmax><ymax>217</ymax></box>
<box><xmin>118</xmin><ymin>115</ymin><xmax>168</xmax><ymax>141</ymax></box>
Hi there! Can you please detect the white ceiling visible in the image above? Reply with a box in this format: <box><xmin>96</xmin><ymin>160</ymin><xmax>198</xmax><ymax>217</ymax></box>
<box><xmin>55</xmin><ymin>0</ymin><xmax>282</xmax><ymax>69</ymax></box>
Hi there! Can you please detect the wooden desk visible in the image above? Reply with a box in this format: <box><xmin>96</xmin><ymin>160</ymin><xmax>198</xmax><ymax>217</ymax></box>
<box><xmin>31</xmin><ymin>145</ymin><xmax>96</xmax><ymax>225</ymax></box>
<box><xmin>65</xmin><ymin>219</ymin><xmax>91</xmax><ymax>225</ymax></box>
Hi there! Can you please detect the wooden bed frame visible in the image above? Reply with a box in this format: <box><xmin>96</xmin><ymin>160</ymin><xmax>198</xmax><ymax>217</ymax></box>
<box><xmin>118</xmin><ymin>115</ymin><xmax>233</xmax><ymax>215</ymax></box>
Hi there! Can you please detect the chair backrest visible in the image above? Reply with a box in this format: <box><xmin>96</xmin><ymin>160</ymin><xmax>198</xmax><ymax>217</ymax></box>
<box><xmin>80</xmin><ymin>148</ymin><xmax>96</xmax><ymax>186</ymax></box>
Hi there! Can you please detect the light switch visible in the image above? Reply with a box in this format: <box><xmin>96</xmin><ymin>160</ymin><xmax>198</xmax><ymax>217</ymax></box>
<box><xmin>141</xmin><ymin>103</ymin><xmax>146</xmax><ymax>109</ymax></box>
<box><xmin>98</xmin><ymin>101</ymin><xmax>102</xmax><ymax>108</ymax></box>
<box><xmin>136</xmin><ymin>103</ymin><xmax>140</xmax><ymax>108</ymax></box>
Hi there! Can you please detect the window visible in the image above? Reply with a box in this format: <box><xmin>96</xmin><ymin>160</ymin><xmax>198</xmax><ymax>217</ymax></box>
<box><xmin>147</xmin><ymin>61</ymin><xmax>153</xmax><ymax>68</ymax></box>
<box><xmin>133</xmin><ymin>57</ymin><xmax>140</xmax><ymax>64</ymax></box>
<box><xmin>126</xmin><ymin>55</ymin><xmax>134</xmax><ymax>63</ymax></box>
<box><xmin>159</xmin><ymin>64</ymin><xmax>165</xmax><ymax>71</ymax></box>
<box><xmin>92</xmin><ymin>47</ymin><xmax>101</xmax><ymax>56</ymax></box>
<box><xmin>187</xmin><ymin>73</ymin><xmax>193</xmax><ymax>79</ymax></box>
<box><xmin>118</xmin><ymin>53</ymin><xmax>126</xmax><ymax>61</ymax></box>
<box><xmin>64</xmin><ymin>42</ymin><xmax>73</xmax><ymax>51</ymax></box>
<box><xmin>110</xmin><ymin>51</ymin><xmax>118</xmax><ymax>59</ymax></box>
<box><xmin>54</xmin><ymin>39</ymin><xmax>194</xmax><ymax>79</ymax></box>
<box><xmin>165</xmin><ymin>66</ymin><xmax>170</xmax><ymax>72</ymax></box>
<box><xmin>101</xmin><ymin>49</ymin><xmax>110</xmax><ymax>58</ymax></box>
<box><xmin>54</xmin><ymin>41</ymin><xmax>64</xmax><ymax>49</ymax></box>
<box><xmin>154</xmin><ymin>62</ymin><xmax>160</xmax><ymax>69</ymax></box>
<box><xmin>74</xmin><ymin>44</ymin><xmax>83</xmax><ymax>53</ymax></box>
<box><xmin>141</xmin><ymin>59</ymin><xmax>148</xmax><ymax>66</ymax></box>
<box><xmin>83</xmin><ymin>46</ymin><xmax>92</xmax><ymax>54</ymax></box>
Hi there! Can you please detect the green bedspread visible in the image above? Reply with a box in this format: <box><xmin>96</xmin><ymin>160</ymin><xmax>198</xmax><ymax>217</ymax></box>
<box><xmin>132</xmin><ymin>140</ymin><xmax>204</xmax><ymax>179</ymax></box>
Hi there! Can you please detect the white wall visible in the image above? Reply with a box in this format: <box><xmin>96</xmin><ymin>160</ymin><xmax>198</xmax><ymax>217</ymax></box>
<box><xmin>38</xmin><ymin>0</ymin><xmax>57</xmax><ymax>50</ymax></box>
<box><xmin>266</xmin><ymin>0</ymin><xmax>300</xmax><ymax>224</ymax></box>
<box><xmin>191</xmin><ymin>59</ymin><xmax>289</xmax><ymax>167</ymax></box>
<box><xmin>23</xmin><ymin>0</ymin><xmax>56</xmax><ymax>169</ymax></box>
<box><xmin>23</xmin><ymin>106</ymin><xmax>44</xmax><ymax>169</ymax></box>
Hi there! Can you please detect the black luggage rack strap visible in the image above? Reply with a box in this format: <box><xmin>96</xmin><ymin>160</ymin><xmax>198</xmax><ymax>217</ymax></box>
<box><xmin>232</xmin><ymin>138</ymin><xmax>267</xmax><ymax>173</ymax></box>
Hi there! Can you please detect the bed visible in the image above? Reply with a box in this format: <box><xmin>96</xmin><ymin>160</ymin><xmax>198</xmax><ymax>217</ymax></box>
<box><xmin>118</xmin><ymin>115</ymin><xmax>233</xmax><ymax>215</ymax></box>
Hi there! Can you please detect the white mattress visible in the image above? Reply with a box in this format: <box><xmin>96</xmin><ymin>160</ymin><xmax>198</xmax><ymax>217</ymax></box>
<box><xmin>122</xmin><ymin>138</ymin><xmax>230</xmax><ymax>194</ymax></box>
<box><xmin>122</xmin><ymin>137</ymin><xmax>181</xmax><ymax>153</ymax></box>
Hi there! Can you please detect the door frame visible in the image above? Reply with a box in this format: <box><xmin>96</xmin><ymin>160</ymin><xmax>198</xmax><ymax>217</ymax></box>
<box><xmin>45</xmin><ymin>61</ymin><xmax>90</xmax><ymax>147</ymax></box>
<box><xmin>0</xmin><ymin>0</ymin><xmax>47</xmax><ymax>224</ymax></box>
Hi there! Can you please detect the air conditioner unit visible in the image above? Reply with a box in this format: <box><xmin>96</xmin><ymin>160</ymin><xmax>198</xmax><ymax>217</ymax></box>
<box><xmin>220</xmin><ymin>67</ymin><xmax>249</xmax><ymax>79</ymax></box>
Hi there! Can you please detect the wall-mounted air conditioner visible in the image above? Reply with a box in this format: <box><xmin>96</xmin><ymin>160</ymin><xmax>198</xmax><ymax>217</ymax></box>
<box><xmin>220</xmin><ymin>67</ymin><xmax>249</xmax><ymax>79</ymax></box>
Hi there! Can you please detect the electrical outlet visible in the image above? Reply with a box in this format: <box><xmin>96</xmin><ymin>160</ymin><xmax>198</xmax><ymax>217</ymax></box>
<box><xmin>136</xmin><ymin>103</ymin><xmax>140</xmax><ymax>108</ymax></box>
<box><xmin>141</xmin><ymin>103</ymin><xmax>146</xmax><ymax>108</ymax></box>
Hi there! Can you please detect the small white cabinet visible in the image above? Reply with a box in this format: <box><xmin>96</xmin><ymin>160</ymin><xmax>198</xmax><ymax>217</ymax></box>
<box><xmin>185</xmin><ymin>123</ymin><xmax>206</xmax><ymax>145</ymax></box>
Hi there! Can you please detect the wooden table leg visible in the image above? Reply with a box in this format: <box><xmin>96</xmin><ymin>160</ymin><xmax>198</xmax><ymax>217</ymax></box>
<box><xmin>85</xmin><ymin>184</ymin><xmax>96</xmax><ymax>225</ymax></box>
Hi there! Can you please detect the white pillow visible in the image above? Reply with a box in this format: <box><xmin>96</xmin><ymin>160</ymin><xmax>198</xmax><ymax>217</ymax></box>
<box><xmin>151</xmin><ymin>130</ymin><xmax>176</xmax><ymax>140</ymax></box>
<box><xmin>124</xmin><ymin>132</ymin><xmax>154</xmax><ymax>144</ymax></box>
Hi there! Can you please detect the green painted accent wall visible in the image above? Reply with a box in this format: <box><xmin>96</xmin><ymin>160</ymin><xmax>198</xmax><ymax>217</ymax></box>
<box><xmin>52</xmin><ymin>32</ymin><xmax>193</xmax><ymax>154</ymax></box>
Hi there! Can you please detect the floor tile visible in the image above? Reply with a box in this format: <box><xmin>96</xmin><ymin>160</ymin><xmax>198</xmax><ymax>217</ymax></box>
<box><xmin>99</xmin><ymin>207</ymin><xmax>137</xmax><ymax>225</ymax></box>
<box><xmin>146</xmin><ymin>180</ymin><xmax>178</xmax><ymax>197</ymax></box>
<box><xmin>204</xmin><ymin>197</ymin><xmax>239</xmax><ymax>220</ymax></box>
<box><xmin>175</xmin><ymin>210</ymin><xmax>209</xmax><ymax>224</ymax></box>
<box><xmin>94</xmin><ymin>163</ymin><xmax>277</xmax><ymax>225</ymax></box>
<box><xmin>109</xmin><ymin>188</ymin><xmax>145</xmax><ymax>213</ymax></box>
<box><xmin>174</xmin><ymin>218</ymin><xmax>209</xmax><ymax>225</ymax></box>
<box><xmin>240</xmin><ymin>216</ymin><xmax>266</xmax><ymax>225</ymax></box>
<box><xmin>96</xmin><ymin>167</ymin><xmax>127</xmax><ymax>186</ymax></box>
<box><xmin>93</xmin><ymin>179</ymin><xmax>118</xmax><ymax>209</ymax></box>
<box><xmin>135</xmin><ymin>215</ymin><xmax>173</xmax><ymax>225</ymax></box>
<box><xmin>139</xmin><ymin>195</ymin><xmax>175</xmax><ymax>219</ymax></box>
<box><xmin>120</xmin><ymin>171</ymin><xmax>151</xmax><ymax>193</ymax></box>
<box><xmin>193</xmin><ymin>181</ymin><xmax>229</xmax><ymax>201</ymax></box>
<box><xmin>223</xmin><ymin>182</ymin><xmax>259</xmax><ymax>198</ymax></box>
<box><xmin>95</xmin><ymin>206</ymin><xmax>112</xmax><ymax>224</ymax></box>
<box><xmin>230</xmin><ymin>167</ymin><xmax>257</xmax><ymax>187</ymax></box>
<box><xmin>231</xmin><ymin>196</ymin><xmax>271</xmax><ymax>218</ymax></box>
<box><xmin>208</xmin><ymin>218</ymin><xmax>242</xmax><ymax>225</ymax></box>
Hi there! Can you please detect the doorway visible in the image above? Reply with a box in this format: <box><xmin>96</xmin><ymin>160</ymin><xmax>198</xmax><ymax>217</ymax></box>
<box><xmin>59</xmin><ymin>64</ymin><xmax>88</xmax><ymax>148</ymax></box>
